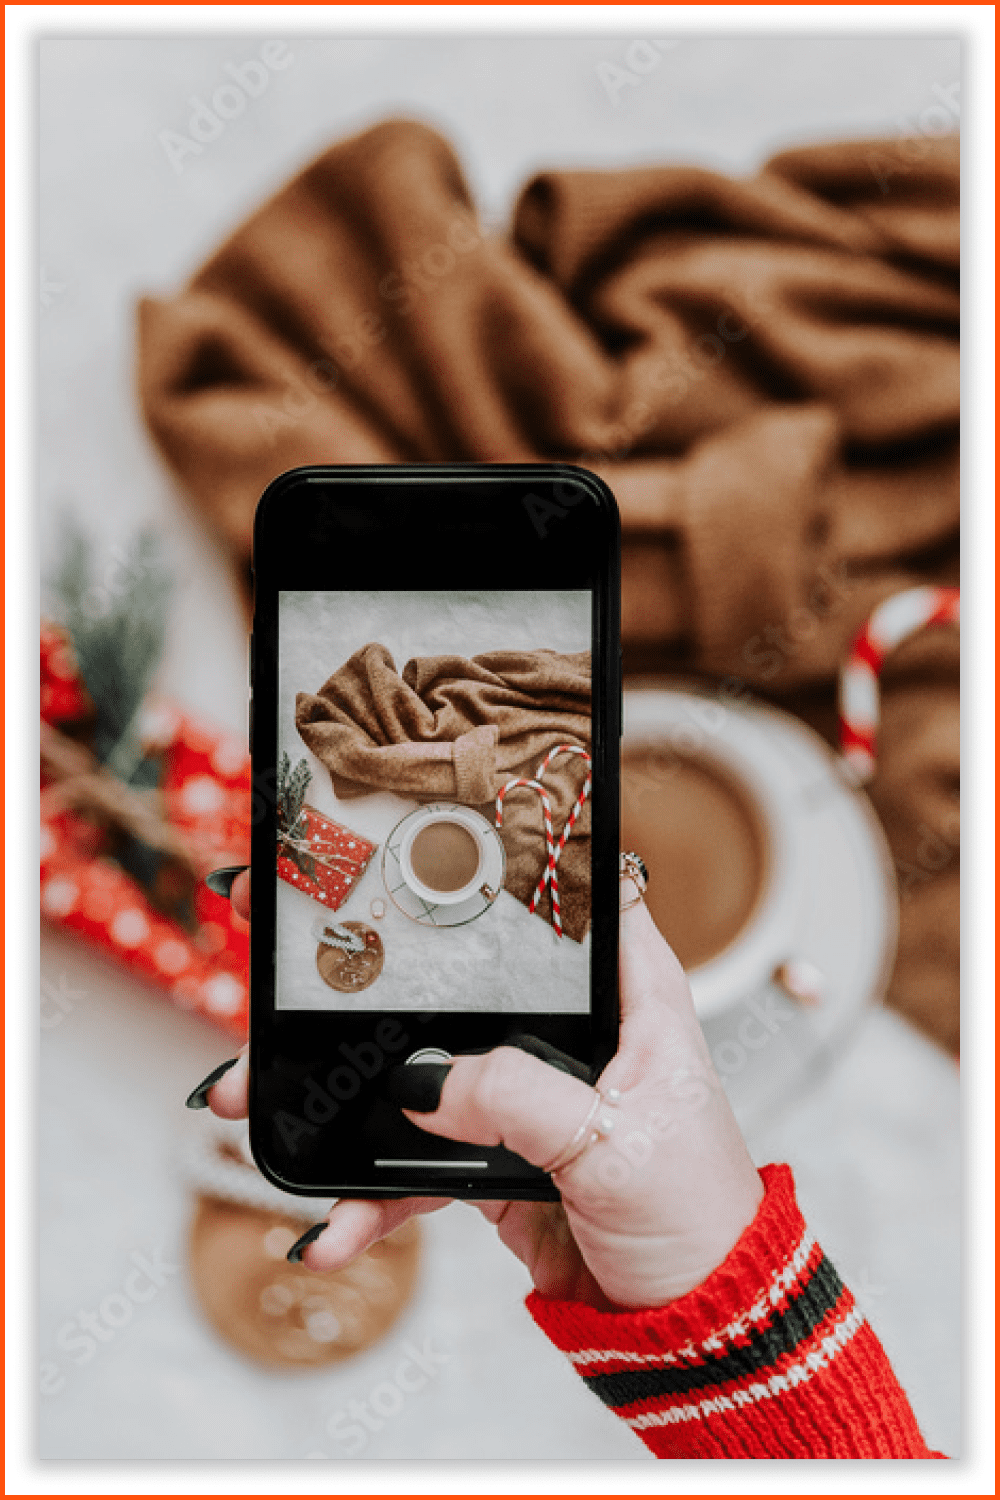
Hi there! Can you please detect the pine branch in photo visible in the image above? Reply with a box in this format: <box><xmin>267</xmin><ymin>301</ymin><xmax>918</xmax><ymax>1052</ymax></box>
<box><xmin>277</xmin><ymin>753</ymin><xmax>316</xmax><ymax>881</ymax></box>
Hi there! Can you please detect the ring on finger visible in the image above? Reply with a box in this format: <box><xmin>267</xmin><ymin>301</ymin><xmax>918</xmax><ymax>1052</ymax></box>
<box><xmin>541</xmin><ymin>1085</ymin><xmax>623</xmax><ymax>1176</ymax></box>
<box><xmin>620</xmin><ymin>851</ymin><xmax>648</xmax><ymax>911</ymax></box>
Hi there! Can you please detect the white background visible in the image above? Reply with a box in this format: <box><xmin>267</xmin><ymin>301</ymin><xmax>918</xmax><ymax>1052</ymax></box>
<box><xmin>15</xmin><ymin>8</ymin><xmax>991</xmax><ymax>1492</ymax></box>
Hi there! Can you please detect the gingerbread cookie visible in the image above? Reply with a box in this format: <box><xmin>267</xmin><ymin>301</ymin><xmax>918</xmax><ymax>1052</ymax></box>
<box><xmin>315</xmin><ymin>920</ymin><xmax>384</xmax><ymax>993</ymax></box>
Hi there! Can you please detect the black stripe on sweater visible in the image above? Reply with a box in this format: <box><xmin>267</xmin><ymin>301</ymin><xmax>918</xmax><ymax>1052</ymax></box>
<box><xmin>583</xmin><ymin>1254</ymin><xmax>846</xmax><ymax>1409</ymax></box>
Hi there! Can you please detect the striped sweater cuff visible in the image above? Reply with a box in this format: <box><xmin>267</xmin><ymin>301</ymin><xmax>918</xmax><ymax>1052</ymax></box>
<box><xmin>526</xmin><ymin>1163</ymin><xmax>941</xmax><ymax>1459</ymax></box>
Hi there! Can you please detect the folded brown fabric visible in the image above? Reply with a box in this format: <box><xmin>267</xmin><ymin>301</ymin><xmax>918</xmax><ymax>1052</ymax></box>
<box><xmin>137</xmin><ymin>120</ymin><xmax>959</xmax><ymax>1050</ymax></box>
<box><xmin>295</xmin><ymin>644</ymin><xmax>592</xmax><ymax>941</ymax></box>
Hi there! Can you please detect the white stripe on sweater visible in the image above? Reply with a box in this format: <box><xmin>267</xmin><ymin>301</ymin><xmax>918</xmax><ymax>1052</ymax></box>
<box><xmin>625</xmin><ymin>1305</ymin><xmax>865</xmax><ymax>1428</ymax></box>
<box><xmin>568</xmin><ymin>1227</ymin><xmax>817</xmax><ymax>1369</ymax></box>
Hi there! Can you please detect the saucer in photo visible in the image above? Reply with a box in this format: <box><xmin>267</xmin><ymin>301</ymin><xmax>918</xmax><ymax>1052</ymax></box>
<box><xmin>382</xmin><ymin>804</ymin><xmax>506</xmax><ymax>929</ymax></box>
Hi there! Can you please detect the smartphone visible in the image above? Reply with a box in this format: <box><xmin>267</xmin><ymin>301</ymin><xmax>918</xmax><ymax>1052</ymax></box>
<box><xmin>248</xmin><ymin>464</ymin><xmax>620</xmax><ymax>1200</ymax></box>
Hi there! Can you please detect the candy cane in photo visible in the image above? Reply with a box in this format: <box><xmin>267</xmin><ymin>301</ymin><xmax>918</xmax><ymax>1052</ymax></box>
<box><xmin>496</xmin><ymin>776</ymin><xmax>562</xmax><ymax>936</ymax></box>
<box><xmin>529</xmin><ymin>745</ymin><xmax>593</xmax><ymax>922</ymax></box>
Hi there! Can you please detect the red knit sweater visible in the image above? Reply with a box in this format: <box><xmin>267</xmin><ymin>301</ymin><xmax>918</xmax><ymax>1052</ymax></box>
<box><xmin>527</xmin><ymin>1163</ymin><xmax>944</xmax><ymax>1459</ymax></box>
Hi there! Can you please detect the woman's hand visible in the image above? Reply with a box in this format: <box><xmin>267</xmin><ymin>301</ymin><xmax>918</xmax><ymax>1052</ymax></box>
<box><xmin>194</xmin><ymin>868</ymin><xmax>763</xmax><ymax>1311</ymax></box>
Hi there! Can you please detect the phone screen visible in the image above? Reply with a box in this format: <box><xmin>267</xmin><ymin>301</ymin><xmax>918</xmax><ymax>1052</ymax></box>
<box><xmin>250</xmin><ymin>466</ymin><xmax>619</xmax><ymax>1198</ymax></box>
<box><xmin>275</xmin><ymin>590</ymin><xmax>592</xmax><ymax>1017</ymax></box>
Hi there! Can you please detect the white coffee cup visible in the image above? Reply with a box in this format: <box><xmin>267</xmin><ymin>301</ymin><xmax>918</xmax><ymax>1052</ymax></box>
<box><xmin>399</xmin><ymin>806</ymin><xmax>488</xmax><ymax>906</ymax></box>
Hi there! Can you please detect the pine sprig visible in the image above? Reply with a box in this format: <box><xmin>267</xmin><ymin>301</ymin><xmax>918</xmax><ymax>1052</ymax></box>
<box><xmin>277</xmin><ymin>752</ymin><xmax>317</xmax><ymax>882</ymax></box>
<box><xmin>49</xmin><ymin>519</ymin><xmax>171</xmax><ymax>779</ymax></box>
<box><xmin>44</xmin><ymin>518</ymin><xmax>187</xmax><ymax>919</ymax></box>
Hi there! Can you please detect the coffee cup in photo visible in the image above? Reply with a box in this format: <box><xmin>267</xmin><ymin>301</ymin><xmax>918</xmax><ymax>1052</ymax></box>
<box><xmin>399</xmin><ymin>806</ymin><xmax>488</xmax><ymax>906</ymax></box>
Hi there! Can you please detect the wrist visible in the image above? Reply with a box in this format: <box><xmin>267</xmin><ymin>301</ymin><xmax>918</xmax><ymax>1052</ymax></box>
<box><xmin>531</xmin><ymin>1162</ymin><xmax>794</xmax><ymax>1328</ymax></box>
<box><xmin>577</xmin><ymin>1152</ymin><xmax>766</xmax><ymax>1311</ymax></box>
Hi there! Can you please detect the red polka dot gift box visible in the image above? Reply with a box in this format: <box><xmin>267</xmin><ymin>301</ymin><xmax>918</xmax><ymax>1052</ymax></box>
<box><xmin>276</xmin><ymin>804</ymin><xmax>377</xmax><ymax>913</ymax></box>
<box><xmin>40</xmin><ymin>623</ymin><xmax>251</xmax><ymax>1038</ymax></box>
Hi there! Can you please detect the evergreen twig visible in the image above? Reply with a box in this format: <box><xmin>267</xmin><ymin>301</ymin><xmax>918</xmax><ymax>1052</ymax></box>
<box><xmin>49</xmin><ymin>518</ymin><xmax>171</xmax><ymax>780</ymax></box>
<box><xmin>45</xmin><ymin>518</ymin><xmax>185</xmax><ymax>918</ymax></box>
<box><xmin>277</xmin><ymin>753</ymin><xmax>317</xmax><ymax>882</ymax></box>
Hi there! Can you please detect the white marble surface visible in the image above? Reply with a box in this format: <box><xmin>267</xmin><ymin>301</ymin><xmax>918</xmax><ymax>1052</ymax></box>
<box><xmin>37</xmin><ymin>34</ymin><xmax>962</xmax><ymax>1464</ymax></box>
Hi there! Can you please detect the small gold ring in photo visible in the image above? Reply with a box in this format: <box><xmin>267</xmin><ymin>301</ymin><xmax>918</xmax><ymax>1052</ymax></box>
<box><xmin>619</xmin><ymin>851</ymin><xmax>648</xmax><ymax>911</ymax></box>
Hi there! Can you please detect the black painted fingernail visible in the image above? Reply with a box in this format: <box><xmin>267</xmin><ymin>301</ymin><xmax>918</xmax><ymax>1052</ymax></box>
<box><xmin>385</xmin><ymin>1063</ymin><xmax>452</xmax><ymax>1113</ymax></box>
<box><xmin>185</xmin><ymin>1057</ymin><xmax>240</xmax><ymax>1110</ymax></box>
<box><xmin>204</xmin><ymin>865</ymin><xmax>249</xmax><ymax>898</ymax></box>
<box><xmin>287</xmin><ymin>1222</ymin><xmax>328</xmax><ymax>1264</ymax></box>
<box><xmin>505</xmin><ymin>1032</ymin><xmax>592</xmax><ymax>1082</ymax></box>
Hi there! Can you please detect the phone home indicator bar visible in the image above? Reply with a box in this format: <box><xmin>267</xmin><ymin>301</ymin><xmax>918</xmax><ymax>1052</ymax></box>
<box><xmin>374</xmin><ymin>1159</ymin><xmax>490</xmax><ymax>1170</ymax></box>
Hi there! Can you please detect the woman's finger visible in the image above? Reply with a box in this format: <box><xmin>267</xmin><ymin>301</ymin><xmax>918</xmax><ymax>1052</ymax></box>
<box><xmin>618</xmin><ymin>899</ymin><xmax>691</xmax><ymax>1022</ymax></box>
<box><xmin>186</xmin><ymin>1045</ymin><xmax>249</xmax><ymax>1118</ymax></box>
<box><xmin>387</xmin><ymin>1046</ymin><xmax>600</xmax><ymax>1171</ymax></box>
<box><xmin>603</xmin><ymin>899</ymin><xmax>714</xmax><ymax>1092</ymax></box>
<box><xmin>297</xmin><ymin>1195</ymin><xmax>450</xmax><ymax>1272</ymax></box>
<box><xmin>231</xmin><ymin>867</ymin><xmax>250</xmax><ymax>920</ymax></box>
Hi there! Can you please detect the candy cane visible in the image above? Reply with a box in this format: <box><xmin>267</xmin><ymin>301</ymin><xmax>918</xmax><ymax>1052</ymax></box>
<box><xmin>496</xmin><ymin>776</ymin><xmax>562</xmax><ymax>937</ymax></box>
<box><xmin>529</xmin><ymin>746</ymin><xmax>593</xmax><ymax>917</ymax></box>
<box><xmin>839</xmin><ymin>586</ymin><xmax>959</xmax><ymax>783</ymax></box>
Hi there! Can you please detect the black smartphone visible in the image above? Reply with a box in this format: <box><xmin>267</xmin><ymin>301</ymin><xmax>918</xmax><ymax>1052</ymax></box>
<box><xmin>248</xmin><ymin>464</ymin><xmax>620</xmax><ymax>1200</ymax></box>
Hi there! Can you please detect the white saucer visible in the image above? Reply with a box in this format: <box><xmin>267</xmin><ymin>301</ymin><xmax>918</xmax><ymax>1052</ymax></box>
<box><xmin>382</xmin><ymin>803</ymin><xmax>506</xmax><ymax>929</ymax></box>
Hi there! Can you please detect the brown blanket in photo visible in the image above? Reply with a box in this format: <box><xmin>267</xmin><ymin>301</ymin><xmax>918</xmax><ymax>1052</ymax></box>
<box><xmin>138</xmin><ymin>120</ymin><xmax>959</xmax><ymax>1049</ymax></box>
<box><xmin>296</xmin><ymin>644</ymin><xmax>592</xmax><ymax>941</ymax></box>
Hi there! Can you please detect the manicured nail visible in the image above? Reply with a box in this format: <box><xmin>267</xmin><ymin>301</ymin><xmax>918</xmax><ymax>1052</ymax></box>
<box><xmin>185</xmin><ymin>1057</ymin><xmax>240</xmax><ymax>1110</ymax></box>
<box><xmin>287</xmin><ymin>1222</ymin><xmax>328</xmax><ymax>1264</ymax></box>
<box><xmin>385</xmin><ymin>1062</ymin><xmax>452</xmax><ymax>1113</ymax></box>
<box><xmin>204</xmin><ymin>865</ymin><xmax>248</xmax><ymax>898</ymax></box>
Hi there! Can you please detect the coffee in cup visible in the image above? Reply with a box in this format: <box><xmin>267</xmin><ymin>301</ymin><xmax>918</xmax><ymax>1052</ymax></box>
<box><xmin>620</xmin><ymin>747</ymin><xmax>770</xmax><ymax>971</ymax></box>
<box><xmin>400</xmin><ymin>807</ymin><xmax>488</xmax><ymax>906</ymax></box>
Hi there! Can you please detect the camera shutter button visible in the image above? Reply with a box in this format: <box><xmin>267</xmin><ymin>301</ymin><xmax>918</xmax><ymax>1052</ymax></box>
<box><xmin>404</xmin><ymin>1048</ymin><xmax>453</xmax><ymax>1066</ymax></box>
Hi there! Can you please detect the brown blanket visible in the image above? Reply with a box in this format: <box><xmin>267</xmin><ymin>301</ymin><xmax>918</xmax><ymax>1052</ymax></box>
<box><xmin>296</xmin><ymin>645</ymin><xmax>592</xmax><ymax>941</ymax></box>
<box><xmin>138</xmin><ymin>120</ymin><xmax>959</xmax><ymax>1050</ymax></box>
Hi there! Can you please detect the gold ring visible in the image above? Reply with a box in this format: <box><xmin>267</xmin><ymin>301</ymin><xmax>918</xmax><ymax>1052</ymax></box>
<box><xmin>541</xmin><ymin>1085</ymin><xmax>623</xmax><ymax>1176</ymax></box>
<box><xmin>620</xmin><ymin>851</ymin><xmax>648</xmax><ymax>910</ymax></box>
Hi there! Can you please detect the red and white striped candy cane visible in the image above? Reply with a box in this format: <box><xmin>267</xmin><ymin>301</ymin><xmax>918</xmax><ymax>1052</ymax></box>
<box><xmin>496</xmin><ymin>777</ymin><xmax>562</xmax><ymax>936</ymax></box>
<box><xmin>529</xmin><ymin>745</ymin><xmax>593</xmax><ymax>920</ymax></box>
<box><xmin>839</xmin><ymin>586</ymin><xmax>959</xmax><ymax>783</ymax></box>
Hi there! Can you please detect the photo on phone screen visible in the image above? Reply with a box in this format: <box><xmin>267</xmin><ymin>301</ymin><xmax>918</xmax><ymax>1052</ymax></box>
<box><xmin>275</xmin><ymin>590</ymin><xmax>592</xmax><ymax>1016</ymax></box>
